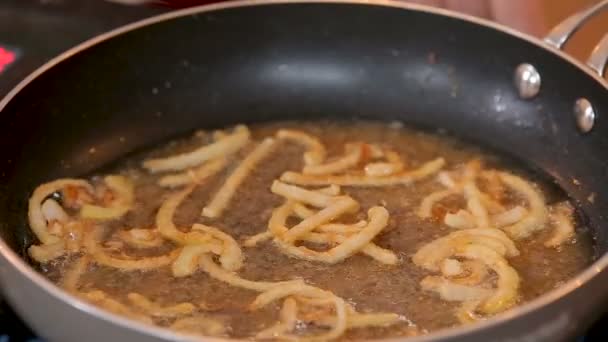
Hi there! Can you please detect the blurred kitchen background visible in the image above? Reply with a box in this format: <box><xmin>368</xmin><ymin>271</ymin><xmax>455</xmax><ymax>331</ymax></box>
<box><xmin>0</xmin><ymin>0</ymin><xmax>606</xmax><ymax>341</ymax></box>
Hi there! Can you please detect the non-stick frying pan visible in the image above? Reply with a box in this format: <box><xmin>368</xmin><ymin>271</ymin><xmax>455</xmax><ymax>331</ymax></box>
<box><xmin>0</xmin><ymin>1</ymin><xmax>607</xmax><ymax>341</ymax></box>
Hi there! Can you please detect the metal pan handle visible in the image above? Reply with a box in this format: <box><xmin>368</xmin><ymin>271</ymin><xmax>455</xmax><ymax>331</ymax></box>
<box><xmin>544</xmin><ymin>0</ymin><xmax>608</xmax><ymax>77</ymax></box>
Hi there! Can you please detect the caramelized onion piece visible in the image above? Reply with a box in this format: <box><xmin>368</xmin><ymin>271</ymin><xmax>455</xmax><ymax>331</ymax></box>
<box><xmin>143</xmin><ymin>125</ymin><xmax>249</xmax><ymax>173</ymax></box>
<box><xmin>29</xmin><ymin>179</ymin><xmax>92</xmax><ymax>244</ymax></box>
<box><xmin>276</xmin><ymin>129</ymin><xmax>326</xmax><ymax>166</ymax></box>
<box><xmin>280</xmin><ymin>158</ymin><xmax>445</xmax><ymax>187</ymax></box>
<box><xmin>202</xmin><ymin>138</ymin><xmax>276</xmax><ymax>218</ymax></box>
<box><xmin>80</xmin><ymin>175</ymin><xmax>134</xmax><ymax>220</ymax></box>
<box><xmin>158</xmin><ymin>157</ymin><xmax>227</xmax><ymax>188</ymax></box>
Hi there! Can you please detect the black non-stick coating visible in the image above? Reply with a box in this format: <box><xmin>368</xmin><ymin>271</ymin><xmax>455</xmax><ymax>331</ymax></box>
<box><xmin>0</xmin><ymin>2</ymin><xmax>607</xmax><ymax>260</ymax></box>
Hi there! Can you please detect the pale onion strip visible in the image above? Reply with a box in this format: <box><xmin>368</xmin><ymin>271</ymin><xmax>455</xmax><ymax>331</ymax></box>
<box><xmin>274</xmin><ymin>207</ymin><xmax>390</xmax><ymax>264</ymax></box>
<box><xmin>463</xmin><ymin>182</ymin><xmax>489</xmax><ymax>229</ymax></box>
<box><xmin>444</xmin><ymin>210</ymin><xmax>475</xmax><ymax>230</ymax></box>
<box><xmin>437</xmin><ymin>172</ymin><xmax>457</xmax><ymax>188</ymax></box>
<box><xmin>80</xmin><ymin>175</ymin><xmax>134</xmax><ymax>220</ymax></box>
<box><xmin>421</xmin><ymin>276</ymin><xmax>492</xmax><ymax>302</ymax></box>
<box><xmin>202</xmin><ymin>138</ymin><xmax>276</xmax><ymax>218</ymax></box>
<box><xmin>364</xmin><ymin>151</ymin><xmax>404</xmax><ymax>177</ymax></box>
<box><xmin>61</xmin><ymin>255</ymin><xmax>90</xmax><ymax>291</ymax></box>
<box><xmin>276</xmin><ymin>129</ymin><xmax>326</xmax><ymax>166</ymax></box>
<box><xmin>84</xmin><ymin>226</ymin><xmax>180</xmax><ymax>271</ymax></box>
<box><xmin>271</xmin><ymin>181</ymin><xmax>336</xmax><ymax>208</ymax></box>
<box><xmin>116</xmin><ymin>228</ymin><xmax>165</xmax><ymax>249</ymax></box>
<box><xmin>281</xmin><ymin>197</ymin><xmax>359</xmax><ymax>243</ymax></box>
<box><xmin>491</xmin><ymin>206</ymin><xmax>528</xmax><ymax>228</ymax></box>
<box><xmin>81</xmin><ymin>290</ymin><xmax>153</xmax><ymax>324</ymax></box>
<box><xmin>316</xmin><ymin>220</ymin><xmax>367</xmax><ymax>233</ymax></box>
<box><xmin>172</xmin><ymin>245</ymin><xmax>221</xmax><ymax>277</ymax></box>
<box><xmin>478</xmin><ymin>192</ymin><xmax>506</xmax><ymax>214</ymax></box>
<box><xmin>292</xmin><ymin>202</ymin><xmax>316</xmax><ymax>219</ymax></box>
<box><xmin>456</xmin><ymin>244</ymin><xmax>520</xmax><ymax>314</ymax></box>
<box><xmin>441</xmin><ymin>258</ymin><xmax>463</xmax><ymax>277</ymax></box>
<box><xmin>545</xmin><ymin>202</ymin><xmax>575</xmax><ymax>248</ymax></box>
<box><xmin>158</xmin><ymin>157</ymin><xmax>227</xmax><ymax>188</ymax></box>
<box><xmin>412</xmin><ymin>228</ymin><xmax>519</xmax><ymax>272</ymax></box>
<box><xmin>243</xmin><ymin>231</ymin><xmax>273</xmax><ymax>247</ymax></box>
<box><xmin>192</xmin><ymin>223</ymin><xmax>243</xmax><ymax>271</ymax></box>
<box><xmin>417</xmin><ymin>189</ymin><xmax>457</xmax><ymax>218</ymax></box>
<box><xmin>280</xmin><ymin>158</ymin><xmax>445</xmax><ymax>187</ymax></box>
<box><xmin>198</xmin><ymin>253</ymin><xmax>302</xmax><ymax>292</ymax></box>
<box><xmin>170</xmin><ymin>316</ymin><xmax>227</xmax><ymax>336</ymax></box>
<box><xmin>497</xmin><ymin>172</ymin><xmax>549</xmax><ymax>239</ymax></box>
<box><xmin>29</xmin><ymin>179</ymin><xmax>92</xmax><ymax>244</ymax></box>
<box><xmin>302</xmin><ymin>143</ymin><xmax>363</xmax><ymax>175</ymax></box>
<box><xmin>143</xmin><ymin>125</ymin><xmax>250</xmax><ymax>173</ymax></box>
<box><xmin>28</xmin><ymin>241</ymin><xmax>66</xmax><ymax>263</ymax></box>
<box><xmin>41</xmin><ymin>199</ymin><xmax>69</xmax><ymax>223</ymax></box>
<box><xmin>316</xmin><ymin>184</ymin><xmax>341</xmax><ymax>196</ymax></box>
<box><xmin>267</xmin><ymin>202</ymin><xmax>395</xmax><ymax>264</ymax></box>
<box><xmin>126</xmin><ymin>292</ymin><xmax>196</xmax><ymax>317</ymax></box>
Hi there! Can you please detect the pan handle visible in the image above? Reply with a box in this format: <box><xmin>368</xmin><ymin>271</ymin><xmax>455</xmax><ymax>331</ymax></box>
<box><xmin>544</xmin><ymin>0</ymin><xmax>608</xmax><ymax>77</ymax></box>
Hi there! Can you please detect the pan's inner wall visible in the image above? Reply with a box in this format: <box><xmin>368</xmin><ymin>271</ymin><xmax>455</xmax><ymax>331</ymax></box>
<box><xmin>0</xmin><ymin>3</ymin><xmax>607</xmax><ymax>257</ymax></box>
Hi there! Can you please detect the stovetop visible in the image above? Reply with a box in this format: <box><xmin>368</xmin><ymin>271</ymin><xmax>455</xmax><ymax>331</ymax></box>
<box><xmin>0</xmin><ymin>1</ymin><xmax>607</xmax><ymax>341</ymax></box>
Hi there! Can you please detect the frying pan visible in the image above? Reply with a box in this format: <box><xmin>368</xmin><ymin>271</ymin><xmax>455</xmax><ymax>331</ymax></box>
<box><xmin>0</xmin><ymin>0</ymin><xmax>607</xmax><ymax>341</ymax></box>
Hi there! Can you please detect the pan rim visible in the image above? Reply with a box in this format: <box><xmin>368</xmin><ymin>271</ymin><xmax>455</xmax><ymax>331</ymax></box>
<box><xmin>0</xmin><ymin>0</ymin><xmax>606</xmax><ymax>341</ymax></box>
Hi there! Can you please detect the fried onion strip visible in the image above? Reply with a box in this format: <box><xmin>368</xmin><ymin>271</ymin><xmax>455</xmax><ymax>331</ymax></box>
<box><xmin>545</xmin><ymin>202</ymin><xmax>575</xmax><ymax>247</ymax></box>
<box><xmin>444</xmin><ymin>210</ymin><xmax>475</xmax><ymax>230</ymax></box>
<box><xmin>281</xmin><ymin>197</ymin><xmax>359</xmax><ymax>243</ymax></box>
<box><xmin>417</xmin><ymin>189</ymin><xmax>457</xmax><ymax>218</ymax></box>
<box><xmin>491</xmin><ymin>206</ymin><xmax>527</xmax><ymax>228</ymax></box>
<box><xmin>127</xmin><ymin>292</ymin><xmax>196</xmax><ymax>317</ymax></box>
<box><xmin>421</xmin><ymin>276</ymin><xmax>492</xmax><ymax>302</ymax></box>
<box><xmin>158</xmin><ymin>157</ymin><xmax>227</xmax><ymax>188</ymax></box>
<box><xmin>199</xmin><ymin>253</ymin><xmax>302</xmax><ymax>292</ymax></box>
<box><xmin>143</xmin><ymin>125</ymin><xmax>250</xmax><ymax>173</ymax></box>
<box><xmin>84</xmin><ymin>226</ymin><xmax>179</xmax><ymax>271</ymax></box>
<box><xmin>455</xmin><ymin>244</ymin><xmax>520</xmax><ymax>314</ymax></box>
<box><xmin>202</xmin><ymin>138</ymin><xmax>276</xmax><ymax>218</ymax></box>
<box><xmin>192</xmin><ymin>223</ymin><xmax>243</xmax><ymax>271</ymax></box>
<box><xmin>61</xmin><ymin>255</ymin><xmax>90</xmax><ymax>291</ymax></box>
<box><xmin>172</xmin><ymin>245</ymin><xmax>221</xmax><ymax>277</ymax></box>
<box><xmin>81</xmin><ymin>290</ymin><xmax>153</xmax><ymax>324</ymax></box>
<box><xmin>170</xmin><ymin>316</ymin><xmax>227</xmax><ymax>336</ymax></box>
<box><xmin>302</xmin><ymin>143</ymin><xmax>363</xmax><ymax>175</ymax></box>
<box><xmin>497</xmin><ymin>172</ymin><xmax>548</xmax><ymax>239</ymax></box>
<box><xmin>80</xmin><ymin>175</ymin><xmax>134</xmax><ymax>220</ymax></box>
<box><xmin>28</xmin><ymin>241</ymin><xmax>66</xmax><ymax>263</ymax></box>
<box><xmin>271</xmin><ymin>181</ymin><xmax>336</xmax><ymax>208</ymax></box>
<box><xmin>116</xmin><ymin>228</ymin><xmax>165</xmax><ymax>249</ymax></box>
<box><xmin>276</xmin><ymin>129</ymin><xmax>326</xmax><ymax>166</ymax></box>
<box><xmin>29</xmin><ymin>179</ymin><xmax>92</xmax><ymax>244</ymax></box>
<box><xmin>280</xmin><ymin>158</ymin><xmax>445</xmax><ymax>187</ymax></box>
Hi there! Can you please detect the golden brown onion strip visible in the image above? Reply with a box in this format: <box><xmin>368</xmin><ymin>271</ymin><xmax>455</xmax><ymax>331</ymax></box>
<box><xmin>80</xmin><ymin>175</ymin><xmax>134</xmax><ymax>220</ymax></box>
<box><xmin>276</xmin><ymin>129</ymin><xmax>326</xmax><ymax>166</ymax></box>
